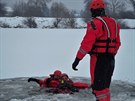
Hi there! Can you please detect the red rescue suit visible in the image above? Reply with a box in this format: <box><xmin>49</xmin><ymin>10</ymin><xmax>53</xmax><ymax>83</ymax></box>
<box><xmin>39</xmin><ymin>78</ymin><xmax>60</xmax><ymax>88</ymax></box>
<box><xmin>76</xmin><ymin>16</ymin><xmax>121</xmax><ymax>101</ymax></box>
<box><xmin>39</xmin><ymin>78</ymin><xmax>89</xmax><ymax>89</ymax></box>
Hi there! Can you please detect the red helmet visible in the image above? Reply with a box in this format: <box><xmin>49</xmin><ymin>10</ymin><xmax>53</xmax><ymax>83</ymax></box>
<box><xmin>89</xmin><ymin>0</ymin><xmax>105</xmax><ymax>9</ymax></box>
<box><xmin>50</xmin><ymin>70</ymin><xmax>62</xmax><ymax>77</ymax></box>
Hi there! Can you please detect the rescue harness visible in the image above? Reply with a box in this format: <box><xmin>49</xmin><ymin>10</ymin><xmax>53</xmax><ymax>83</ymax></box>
<box><xmin>89</xmin><ymin>16</ymin><xmax>118</xmax><ymax>54</ymax></box>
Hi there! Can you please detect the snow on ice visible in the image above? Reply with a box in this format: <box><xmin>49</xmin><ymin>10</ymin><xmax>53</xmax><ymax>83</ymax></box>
<box><xmin>0</xmin><ymin>77</ymin><xmax>135</xmax><ymax>101</ymax></box>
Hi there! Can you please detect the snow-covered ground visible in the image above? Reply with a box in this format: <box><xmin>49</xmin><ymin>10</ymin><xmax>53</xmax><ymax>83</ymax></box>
<box><xmin>0</xmin><ymin>17</ymin><xmax>135</xmax><ymax>28</ymax></box>
<box><xmin>0</xmin><ymin>77</ymin><xmax>135</xmax><ymax>101</ymax></box>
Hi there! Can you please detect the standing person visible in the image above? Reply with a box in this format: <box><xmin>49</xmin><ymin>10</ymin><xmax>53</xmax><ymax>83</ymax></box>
<box><xmin>72</xmin><ymin>0</ymin><xmax>121</xmax><ymax>101</ymax></box>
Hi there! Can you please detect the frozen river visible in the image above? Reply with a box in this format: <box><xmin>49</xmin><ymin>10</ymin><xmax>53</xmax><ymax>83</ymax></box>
<box><xmin>0</xmin><ymin>29</ymin><xmax>135</xmax><ymax>83</ymax></box>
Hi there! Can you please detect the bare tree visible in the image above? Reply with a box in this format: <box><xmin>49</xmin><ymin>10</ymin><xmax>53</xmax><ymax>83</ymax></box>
<box><xmin>129</xmin><ymin>0</ymin><xmax>135</xmax><ymax>11</ymax></box>
<box><xmin>107</xmin><ymin>0</ymin><xmax>135</xmax><ymax>19</ymax></box>
<box><xmin>62</xmin><ymin>11</ymin><xmax>77</xmax><ymax>28</ymax></box>
<box><xmin>50</xmin><ymin>2</ymin><xmax>74</xmax><ymax>28</ymax></box>
<box><xmin>82</xmin><ymin>0</ymin><xmax>133</xmax><ymax>19</ymax></box>
<box><xmin>12</xmin><ymin>1</ymin><xmax>27</xmax><ymax>17</ymax></box>
<box><xmin>106</xmin><ymin>0</ymin><xmax>126</xmax><ymax>18</ymax></box>
<box><xmin>50</xmin><ymin>2</ymin><xmax>70</xmax><ymax>18</ymax></box>
<box><xmin>119</xmin><ymin>10</ymin><xmax>135</xmax><ymax>19</ymax></box>
<box><xmin>12</xmin><ymin>0</ymin><xmax>50</xmax><ymax>17</ymax></box>
<box><xmin>129</xmin><ymin>0</ymin><xmax>135</xmax><ymax>18</ymax></box>
<box><xmin>53</xmin><ymin>18</ymin><xmax>62</xmax><ymax>28</ymax></box>
<box><xmin>24</xmin><ymin>0</ymin><xmax>49</xmax><ymax>17</ymax></box>
<box><xmin>0</xmin><ymin>0</ymin><xmax>7</xmax><ymax>16</ymax></box>
<box><xmin>81</xmin><ymin>0</ymin><xmax>92</xmax><ymax>22</ymax></box>
<box><xmin>23</xmin><ymin>17</ymin><xmax>37</xmax><ymax>28</ymax></box>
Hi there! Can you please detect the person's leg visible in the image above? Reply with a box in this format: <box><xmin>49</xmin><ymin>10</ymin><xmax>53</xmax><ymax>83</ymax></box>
<box><xmin>105</xmin><ymin>55</ymin><xmax>115</xmax><ymax>101</ymax></box>
<box><xmin>106</xmin><ymin>55</ymin><xmax>115</xmax><ymax>88</ymax></box>
<box><xmin>93</xmin><ymin>88</ymin><xmax>110</xmax><ymax>101</ymax></box>
<box><xmin>90</xmin><ymin>55</ymin><xmax>97</xmax><ymax>85</ymax></box>
<box><xmin>91</xmin><ymin>54</ymin><xmax>110</xmax><ymax>101</ymax></box>
<box><xmin>106</xmin><ymin>88</ymin><xmax>111</xmax><ymax>101</ymax></box>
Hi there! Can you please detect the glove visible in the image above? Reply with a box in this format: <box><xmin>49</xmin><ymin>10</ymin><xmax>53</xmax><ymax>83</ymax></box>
<box><xmin>28</xmin><ymin>78</ymin><xmax>33</xmax><ymax>82</ymax></box>
<box><xmin>46</xmin><ymin>78</ymin><xmax>52</xmax><ymax>86</ymax></box>
<box><xmin>28</xmin><ymin>78</ymin><xmax>39</xmax><ymax>84</ymax></box>
<box><xmin>72</xmin><ymin>57</ymin><xmax>80</xmax><ymax>71</ymax></box>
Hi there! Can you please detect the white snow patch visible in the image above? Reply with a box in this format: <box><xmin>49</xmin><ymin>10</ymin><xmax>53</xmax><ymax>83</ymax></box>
<box><xmin>0</xmin><ymin>94</ymin><xmax>5</xmax><ymax>97</ymax></box>
<box><xmin>10</xmin><ymin>94</ymin><xmax>73</xmax><ymax>101</ymax></box>
<box><xmin>0</xmin><ymin>17</ymin><xmax>135</xmax><ymax>28</ymax></box>
<box><xmin>118</xmin><ymin>19</ymin><xmax>135</xmax><ymax>28</ymax></box>
<box><xmin>4</xmin><ymin>84</ymin><xmax>22</xmax><ymax>89</ymax></box>
<box><xmin>0</xmin><ymin>17</ymin><xmax>86</xmax><ymax>28</ymax></box>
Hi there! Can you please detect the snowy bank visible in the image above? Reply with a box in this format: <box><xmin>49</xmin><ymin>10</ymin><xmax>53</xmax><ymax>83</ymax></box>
<box><xmin>0</xmin><ymin>17</ymin><xmax>135</xmax><ymax>29</ymax></box>
<box><xmin>118</xmin><ymin>19</ymin><xmax>135</xmax><ymax>29</ymax></box>
<box><xmin>0</xmin><ymin>17</ymin><xmax>86</xmax><ymax>28</ymax></box>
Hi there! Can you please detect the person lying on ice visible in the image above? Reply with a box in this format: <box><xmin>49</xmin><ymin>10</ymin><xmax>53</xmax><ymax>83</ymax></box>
<box><xmin>47</xmin><ymin>73</ymin><xmax>79</xmax><ymax>94</ymax></box>
<box><xmin>28</xmin><ymin>70</ymin><xmax>89</xmax><ymax>93</ymax></box>
<box><xmin>57</xmin><ymin>73</ymin><xmax>79</xmax><ymax>93</ymax></box>
<box><xmin>28</xmin><ymin>70</ymin><xmax>62</xmax><ymax>88</ymax></box>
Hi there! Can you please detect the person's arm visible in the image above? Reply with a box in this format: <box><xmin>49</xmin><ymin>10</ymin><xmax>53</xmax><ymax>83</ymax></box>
<box><xmin>28</xmin><ymin>78</ymin><xmax>41</xmax><ymax>85</ymax></box>
<box><xmin>115</xmin><ymin>23</ymin><xmax>121</xmax><ymax>54</ymax></box>
<box><xmin>72</xmin><ymin>22</ymin><xmax>97</xmax><ymax>71</ymax></box>
<box><xmin>46</xmin><ymin>78</ymin><xmax>52</xmax><ymax>87</ymax></box>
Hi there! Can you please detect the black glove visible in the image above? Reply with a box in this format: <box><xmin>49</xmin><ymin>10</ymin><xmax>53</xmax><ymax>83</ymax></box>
<box><xmin>28</xmin><ymin>78</ymin><xmax>40</xmax><ymax>84</ymax></box>
<box><xmin>66</xmin><ymin>83</ymin><xmax>79</xmax><ymax>92</ymax></box>
<box><xmin>46</xmin><ymin>78</ymin><xmax>52</xmax><ymax>87</ymax></box>
<box><xmin>72</xmin><ymin>57</ymin><xmax>80</xmax><ymax>71</ymax></box>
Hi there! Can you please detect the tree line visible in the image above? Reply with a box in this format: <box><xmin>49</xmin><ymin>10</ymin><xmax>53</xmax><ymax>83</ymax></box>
<box><xmin>0</xmin><ymin>0</ymin><xmax>135</xmax><ymax>29</ymax></box>
<box><xmin>0</xmin><ymin>0</ymin><xmax>135</xmax><ymax>19</ymax></box>
<box><xmin>82</xmin><ymin>0</ymin><xmax>135</xmax><ymax>22</ymax></box>
<box><xmin>0</xmin><ymin>0</ymin><xmax>76</xmax><ymax>18</ymax></box>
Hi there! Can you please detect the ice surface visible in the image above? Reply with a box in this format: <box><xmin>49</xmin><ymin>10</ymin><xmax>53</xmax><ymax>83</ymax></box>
<box><xmin>0</xmin><ymin>29</ymin><xmax>135</xmax><ymax>83</ymax></box>
<box><xmin>0</xmin><ymin>27</ymin><xmax>135</xmax><ymax>101</ymax></box>
<box><xmin>0</xmin><ymin>77</ymin><xmax>135</xmax><ymax>101</ymax></box>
